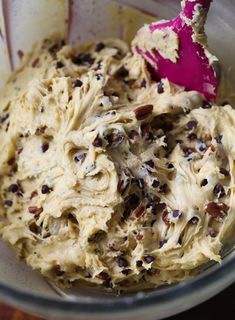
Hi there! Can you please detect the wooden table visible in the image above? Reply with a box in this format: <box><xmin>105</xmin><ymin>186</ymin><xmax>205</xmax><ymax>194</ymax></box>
<box><xmin>0</xmin><ymin>302</ymin><xmax>44</xmax><ymax>320</ymax></box>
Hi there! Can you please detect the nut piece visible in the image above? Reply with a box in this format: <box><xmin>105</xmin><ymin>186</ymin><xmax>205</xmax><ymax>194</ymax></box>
<box><xmin>134</xmin><ymin>105</ymin><xmax>153</xmax><ymax>120</ymax></box>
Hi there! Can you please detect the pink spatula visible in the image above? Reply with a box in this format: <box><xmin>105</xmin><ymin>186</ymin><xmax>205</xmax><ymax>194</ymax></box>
<box><xmin>134</xmin><ymin>0</ymin><xmax>217</xmax><ymax>101</ymax></box>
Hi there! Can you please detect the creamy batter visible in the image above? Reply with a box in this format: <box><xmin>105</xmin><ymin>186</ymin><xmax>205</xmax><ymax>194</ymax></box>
<box><xmin>0</xmin><ymin>37</ymin><xmax>234</xmax><ymax>290</ymax></box>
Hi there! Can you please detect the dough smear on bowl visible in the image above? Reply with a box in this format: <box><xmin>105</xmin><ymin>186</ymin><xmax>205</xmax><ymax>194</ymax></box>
<box><xmin>0</xmin><ymin>38</ymin><xmax>234</xmax><ymax>290</ymax></box>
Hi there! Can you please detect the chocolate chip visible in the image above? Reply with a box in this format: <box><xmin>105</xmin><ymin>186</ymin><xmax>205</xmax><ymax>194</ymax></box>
<box><xmin>202</xmin><ymin>101</ymin><xmax>212</xmax><ymax>109</ymax></box>
<box><xmin>28</xmin><ymin>207</ymin><xmax>43</xmax><ymax>216</ymax></box>
<box><xmin>72</xmin><ymin>53</ymin><xmax>95</xmax><ymax>66</ymax></box>
<box><xmin>144</xmin><ymin>160</ymin><xmax>154</xmax><ymax>168</ymax></box>
<box><xmin>117</xmin><ymin>257</ymin><xmax>128</xmax><ymax>268</ymax></box>
<box><xmin>122</xmin><ymin>269</ymin><xmax>131</xmax><ymax>275</ymax></box>
<box><xmin>92</xmin><ymin>135</ymin><xmax>103</xmax><ymax>148</ymax></box>
<box><xmin>0</xmin><ymin>113</ymin><xmax>9</xmax><ymax>123</ymax></box>
<box><xmin>159</xmin><ymin>184</ymin><xmax>168</xmax><ymax>194</ymax></box>
<box><xmin>213</xmin><ymin>183</ymin><xmax>225</xmax><ymax>198</ymax></box>
<box><xmin>56</xmin><ymin>61</ymin><xmax>64</xmax><ymax>68</ymax></box>
<box><xmin>201</xmin><ymin>179</ymin><xmax>208</xmax><ymax>187</ymax></box>
<box><xmin>152</xmin><ymin>179</ymin><xmax>160</xmax><ymax>188</ymax></box>
<box><xmin>219</xmin><ymin>168</ymin><xmax>230</xmax><ymax>177</ymax></box>
<box><xmin>116</xmin><ymin>67</ymin><xmax>129</xmax><ymax>78</ymax></box>
<box><xmin>136</xmin><ymin>260</ymin><xmax>143</xmax><ymax>267</ymax></box>
<box><xmin>41</xmin><ymin>143</ymin><xmax>49</xmax><ymax>153</ymax></box>
<box><xmin>134</xmin><ymin>105</ymin><xmax>153</xmax><ymax>120</ymax></box>
<box><xmin>144</xmin><ymin>255</ymin><xmax>155</xmax><ymax>264</ymax></box>
<box><xmin>183</xmin><ymin>147</ymin><xmax>196</xmax><ymax>158</ymax></box>
<box><xmin>95</xmin><ymin>42</ymin><xmax>105</xmax><ymax>52</ymax></box>
<box><xmin>141</xmin><ymin>79</ymin><xmax>147</xmax><ymax>88</ymax></box>
<box><xmin>96</xmin><ymin>73</ymin><xmax>103</xmax><ymax>80</ymax></box>
<box><xmin>106</xmin><ymin>132</ymin><xmax>124</xmax><ymax>147</ymax></box>
<box><xmin>167</xmin><ymin>163</ymin><xmax>174</xmax><ymax>169</ymax></box>
<box><xmin>8</xmin><ymin>184</ymin><xmax>19</xmax><ymax>193</ymax></box>
<box><xmin>186</xmin><ymin>121</ymin><xmax>197</xmax><ymax>130</ymax></box>
<box><xmin>205</xmin><ymin>201</ymin><xmax>229</xmax><ymax>220</ymax></box>
<box><xmin>74</xmin><ymin>152</ymin><xmax>87</xmax><ymax>163</ymax></box>
<box><xmin>198</xmin><ymin>142</ymin><xmax>207</xmax><ymax>152</ymax></box>
<box><xmin>215</xmin><ymin>135</ymin><xmax>223</xmax><ymax>144</ymax></box>
<box><xmin>187</xmin><ymin>133</ymin><xmax>197</xmax><ymax>140</ymax></box>
<box><xmin>172</xmin><ymin>210</ymin><xmax>182</xmax><ymax>218</ymax></box>
<box><xmin>190</xmin><ymin>216</ymin><xmax>199</xmax><ymax>224</ymax></box>
<box><xmin>88</xmin><ymin>230</ymin><xmax>106</xmax><ymax>242</ymax></box>
<box><xmin>157</xmin><ymin>82</ymin><xmax>164</xmax><ymax>94</ymax></box>
<box><xmin>73</xmin><ymin>79</ymin><xmax>83</xmax><ymax>87</ymax></box>
<box><xmin>4</xmin><ymin>200</ymin><xmax>13</xmax><ymax>207</ymax></box>
<box><xmin>41</xmin><ymin>185</ymin><xmax>53</xmax><ymax>194</ymax></box>
<box><xmin>55</xmin><ymin>265</ymin><xmax>65</xmax><ymax>277</ymax></box>
<box><xmin>159</xmin><ymin>239</ymin><xmax>168</xmax><ymax>248</ymax></box>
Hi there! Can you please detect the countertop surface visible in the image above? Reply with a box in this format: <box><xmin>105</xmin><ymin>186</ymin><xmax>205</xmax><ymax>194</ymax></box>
<box><xmin>0</xmin><ymin>283</ymin><xmax>234</xmax><ymax>320</ymax></box>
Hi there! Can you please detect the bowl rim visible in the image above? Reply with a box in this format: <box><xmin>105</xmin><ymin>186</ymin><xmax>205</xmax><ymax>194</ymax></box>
<box><xmin>0</xmin><ymin>250</ymin><xmax>234</xmax><ymax>317</ymax></box>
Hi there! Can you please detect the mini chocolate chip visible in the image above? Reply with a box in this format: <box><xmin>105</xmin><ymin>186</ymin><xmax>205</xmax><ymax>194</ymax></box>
<box><xmin>141</xmin><ymin>79</ymin><xmax>147</xmax><ymax>88</ymax></box>
<box><xmin>55</xmin><ymin>265</ymin><xmax>65</xmax><ymax>277</ymax></box>
<box><xmin>0</xmin><ymin>113</ymin><xmax>9</xmax><ymax>123</ymax></box>
<box><xmin>41</xmin><ymin>143</ymin><xmax>49</xmax><ymax>153</ymax></box>
<box><xmin>96</xmin><ymin>272</ymin><xmax>109</xmax><ymax>281</ymax></box>
<box><xmin>72</xmin><ymin>53</ymin><xmax>95</xmax><ymax>66</ymax></box>
<box><xmin>198</xmin><ymin>142</ymin><xmax>207</xmax><ymax>152</ymax></box>
<box><xmin>157</xmin><ymin>82</ymin><xmax>164</xmax><ymax>94</ymax></box>
<box><xmin>172</xmin><ymin>210</ymin><xmax>181</xmax><ymax>218</ymax></box>
<box><xmin>213</xmin><ymin>183</ymin><xmax>225</xmax><ymax>198</ymax></box>
<box><xmin>215</xmin><ymin>135</ymin><xmax>223</xmax><ymax>144</ymax></box>
<box><xmin>92</xmin><ymin>135</ymin><xmax>103</xmax><ymax>148</ymax></box>
<box><xmin>144</xmin><ymin>255</ymin><xmax>155</xmax><ymax>264</ymax></box>
<box><xmin>96</xmin><ymin>73</ymin><xmax>103</xmax><ymax>80</ymax></box>
<box><xmin>116</xmin><ymin>67</ymin><xmax>129</xmax><ymax>78</ymax></box>
<box><xmin>117</xmin><ymin>257</ymin><xmax>128</xmax><ymax>268</ymax></box>
<box><xmin>201</xmin><ymin>179</ymin><xmax>208</xmax><ymax>187</ymax></box>
<box><xmin>183</xmin><ymin>147</ymin><xmax>196</xmax><ymax>158</ymax></box>
<box><xmin>202</xmin><ymin>101</ymin><xmax>212</xmax><ymax>109</ymax></box>
<box><xmin>136</xmin><ymin>260</ymin><xmax>143</xmax><ymax>267</ymax></box>
<box><xmin>95</xmin><ymin>42</ymin><xmax>105</xmax><ymax>52</ymax></box>
<box><xmin>190</xmin><ymin>216</ymin><xmax>199</xmax><ymax>224</ymax></box>
<box><xmin>4</xmin><ymin>200</ymin><xmax>13</xmax><ymax>207</ymax></box>
<box><xmin>186</xmin><ymin>121</ymin><xmax>197</xmax><ymax>130</ymax></box>
<box><xmin>144</xmin><ymin>160</ymin><xmax>154</xmax><ymax>168</ymax></box>
<box><xmin>41</xmin><ymin>185</ymin><xmax>53</xmax><ymax>194</ymax></box>
<box><xmin>134</xmin><ymin>105</ymin><xmax>153</xmax><ymax>121</ymax></box>
<box><xmin>159</xmin><ymin>239</ymin><xmax>168</xmax><ymax>248</ymax></box>
<box><xmin>159</xmin><ymin>184</ymin><xmax>168</xmax><ymax>194</ymax></box>
<box><xmin>56</xmin><ymin>61</ymin><xmax>64</xmax><ymax>68</ymax></box>
<box><xmin>187</xmin><ymin>133</ymin><xmax>197</xmax><ymax>140</ymax></box>
<box><xmin>73</xmin><ymin>79</ymin><xmax>83</xmax><ymax>87</ymax></box>
<box><xmin>8</xmin><ymin>184</ymin><xmax>19</xmax><ymax>193</ymax></box>
<box><xmin>152</xmin><ymin>179</ymin><xmax>160</xmax><ymax>188</ymax></box>
<box><xmin>74</xmin><ymin>152</ymin><xmax>87</xmax><ymax>163</ymax></box>
<box><xmin>106</xmin><ymin>132</ymin><xmax>124</xmax><ymax>147</ymax></box>
<box><xmin>30</xmin><ymin>191</ymin><xmax>38</xmax><ymax>199</ymax></box>
<box><xmin>167</xmin><ymin>163</ymin><xmax>174</xmax><ymax>169</ymax></box>
<box><xmin>219</xmin><ymin>168</ymin><xmax>229</xmax><ymax>177</ymax></box>
<box><xmin>122</xmin><ymin>269</ymin><xmax>131</xmax><ymax>275</ymax></box>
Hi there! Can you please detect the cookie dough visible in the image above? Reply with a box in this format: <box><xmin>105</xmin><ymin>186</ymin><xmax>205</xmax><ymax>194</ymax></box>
<box><xmin>0</xmin><ymin>38</ymin><xmax>234</xmax><ymax>290</ymax></box>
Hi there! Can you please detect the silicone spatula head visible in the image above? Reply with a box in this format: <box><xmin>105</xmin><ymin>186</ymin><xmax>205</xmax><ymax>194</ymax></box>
<box><xmin>134</xmin><ymin>0</ymin><xmax>217</xmax><ymax>101</ymax></box>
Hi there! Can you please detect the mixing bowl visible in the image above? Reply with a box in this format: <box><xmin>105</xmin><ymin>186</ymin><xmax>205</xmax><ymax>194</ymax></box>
<box><xmin>0</xmin><ymin>1</ymin><xmax>235</xmax><ymax>319</ymax></box>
